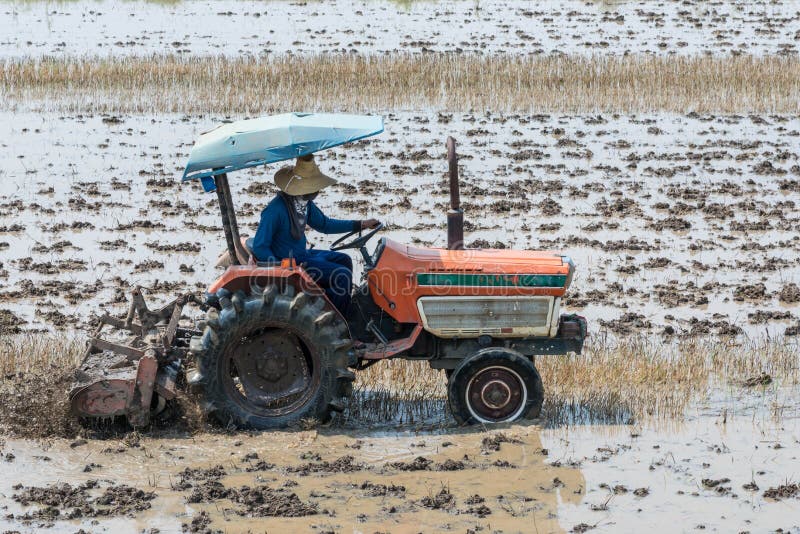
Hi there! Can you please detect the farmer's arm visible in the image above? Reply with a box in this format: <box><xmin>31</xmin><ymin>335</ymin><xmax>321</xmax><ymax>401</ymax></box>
<box><xmin>252</xmin><ymin>205</ymin><xmax>280</xmax><ymax>261</ymax></box>
<box><xmin>307</xmin><ymin>202</ymin><xmax>360</xmax><ymax>234</ymax></box>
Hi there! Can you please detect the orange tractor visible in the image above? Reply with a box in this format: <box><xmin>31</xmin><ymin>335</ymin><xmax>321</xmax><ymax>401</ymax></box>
<box><xmin>70</xmin><ymin>113</ymin><xmax>585</xmax><ymax>429</ymax></box>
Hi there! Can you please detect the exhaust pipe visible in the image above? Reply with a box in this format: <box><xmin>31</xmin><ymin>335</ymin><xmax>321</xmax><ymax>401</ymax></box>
<box><xmin>446</xmin><ymin>136</ymin><xmax>464</xmax><ymax>250</ymax></box>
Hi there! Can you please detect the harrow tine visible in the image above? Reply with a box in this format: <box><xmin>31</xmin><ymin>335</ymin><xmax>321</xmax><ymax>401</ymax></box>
<box><xmin>162</xmin><ymin>296</ymin><xmax>185</xmax><ymax>349</ymax></box>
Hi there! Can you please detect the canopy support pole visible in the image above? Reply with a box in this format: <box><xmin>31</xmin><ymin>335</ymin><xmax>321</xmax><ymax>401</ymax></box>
<box><xmin>214</xmin><ymin>172</ymin><xmax>246</xmax><ymax>265</ymax></box>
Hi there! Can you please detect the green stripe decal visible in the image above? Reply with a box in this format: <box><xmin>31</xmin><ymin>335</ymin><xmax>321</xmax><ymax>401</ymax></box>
<box><xmin>416</xmin><ymin>273</ymin><xmax>567</xmax><ymax>288</ymax></box>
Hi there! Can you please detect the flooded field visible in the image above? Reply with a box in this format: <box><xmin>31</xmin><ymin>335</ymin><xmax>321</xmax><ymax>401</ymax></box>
<box><xmin>1</xmin><ymin>0</ymin><xmax>798</xmax><ymax>58</ymax></box>
<box><xmin>1</xmin><ymin>0</ymin><xmax>799</xmax><ymax>532</ymax></box>
<box><xmin>1</xmin><ymin>111</ymin><xmax>799</xmax><ymax>337</ymax></box>
<box><xmin>1</xmin><ymin>388</ymin><xmax>798</xmax><ymax>533</ymax></box>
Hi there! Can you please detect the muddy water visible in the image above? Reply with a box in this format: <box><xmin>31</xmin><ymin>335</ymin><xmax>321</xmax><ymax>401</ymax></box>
<box><xmin>1</xmin><ymin>426</ymin><xmax>585</xmax><ymax>532</ymax></box>
<box><xmin>1</xmin><ymin>111</ymin><xmax>799</xmax><ymax>338</ymax></box>
<box><xmin>1</xmin><ymin>390</ymin><xmax>799</xmax><ymax>533</ymax></box>
<box><xmin>1</xmin><ymin>0</ymin><xmax>797</xmax><ymax>58</ymax></box>
<box><xmin>544</xmin><ymin>394</ymin><xmax>800</xmax><ymax>532</ymax></box>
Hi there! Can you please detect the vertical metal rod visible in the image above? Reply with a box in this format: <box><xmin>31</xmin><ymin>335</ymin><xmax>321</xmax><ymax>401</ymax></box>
<box><xmin>214</xmin><ymin>172</ymin><xmax>240</xmax><ymax>265</ymax></box>
<box><xmin>446</xmin><ymin>136</ymin><xmax>464</xmax><ymax>250</ymax></box>
<box><xmin>447</xmin><ymin>136</ymin><xmax>461</xmax><ymax>210</ymax></box>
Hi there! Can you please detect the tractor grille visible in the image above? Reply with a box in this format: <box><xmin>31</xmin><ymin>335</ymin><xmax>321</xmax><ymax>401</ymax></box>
<box><xmin>417</xmin><ymin>296</ymin><xmax>556</xmax><ymax>338</ymax></box>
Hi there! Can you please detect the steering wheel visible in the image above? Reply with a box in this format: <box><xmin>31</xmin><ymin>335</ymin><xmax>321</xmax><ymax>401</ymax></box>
<box><xmin>330</xmin><ymin>223</ymin><xmax>384</xmax><ymax>251</ymax></box>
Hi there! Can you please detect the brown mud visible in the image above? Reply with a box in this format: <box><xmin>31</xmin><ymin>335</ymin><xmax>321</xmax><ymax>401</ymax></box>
<box><xmin>2</xmin><ymin>396</ymin><xmax>799</xmax><ymax>532</ymax></box>
<box><xmin>0</xmin><ymin>426</ymin><xmax>585</xmax><ymax>533</ymax></box>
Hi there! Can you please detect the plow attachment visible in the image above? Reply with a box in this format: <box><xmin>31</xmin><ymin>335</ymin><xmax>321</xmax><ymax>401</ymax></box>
<box><xmin>70</xmin><ymin>288</ymin><xmax>198</xmax><ymax>427</ymax></box>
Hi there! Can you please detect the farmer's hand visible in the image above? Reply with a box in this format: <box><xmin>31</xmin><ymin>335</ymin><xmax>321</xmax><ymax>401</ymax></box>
<box><xmin>361</xmin><ymin>219</ymin><xmax>381</xmax><ymax>230</ymax></box>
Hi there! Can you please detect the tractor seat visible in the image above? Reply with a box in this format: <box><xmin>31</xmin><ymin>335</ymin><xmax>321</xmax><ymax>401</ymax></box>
<box><xmin>244</xmin><ymin>237</ymin><xmax>282</xmax><ymax>267</ymax></box>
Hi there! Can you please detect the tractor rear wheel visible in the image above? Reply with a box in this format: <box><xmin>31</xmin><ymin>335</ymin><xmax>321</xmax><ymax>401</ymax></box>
<box><xmin>447</xmin><ymin>348</ymin><xmax>543</xmax><ymax>425</ymax></box>
<box><xmin>188</xmin><ymin>285</ymin><xmax>355</xmax><ymax>430</ymax></box>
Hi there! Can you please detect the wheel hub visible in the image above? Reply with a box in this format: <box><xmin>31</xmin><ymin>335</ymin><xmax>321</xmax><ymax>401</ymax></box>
<box><xmin>255</xmin><ymin>346</ymin><xmax>289</xmax><ymax>382</ymax></box>
<box><xmin>481</xmin><ymin>379</ymin><xmax>512</xmax><ymax>409</ymax></box>
<box><xmin>229</xmin><ymin>329</ymin><xmax>310</xmax><ymax>407</ymax></box>
<box><xmin>467</xmin><ymin>367</ymin><xmax>525</xmax><ymax>422</ymax></box>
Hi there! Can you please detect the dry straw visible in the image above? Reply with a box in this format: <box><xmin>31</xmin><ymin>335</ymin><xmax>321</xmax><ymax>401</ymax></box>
<box><xmin>346</xmin><ymin>335</ymin><xmax>800</xmax><ymax>426</ymax></box>
<box><xmin>2</xmin><ymin>54</ymin><xmax>798</xmax><ymax>113</ymax></box>
<box><xmin>0</xmin><ymin>332</ymin><xmax>797</xmax><ymax>435</ymax></box>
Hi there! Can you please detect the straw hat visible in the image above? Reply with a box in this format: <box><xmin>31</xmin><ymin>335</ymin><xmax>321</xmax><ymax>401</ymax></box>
<box><xmin>273</xmin><ymin>155</ymin><xmax>337</xmax><ymax>196</ymax></box>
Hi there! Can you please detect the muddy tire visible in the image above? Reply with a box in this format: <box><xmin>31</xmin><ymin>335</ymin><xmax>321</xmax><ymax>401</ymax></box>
<box><xmin>188</xmin><ymin>285</ymin><xmax>355</xmax><ymax>430</ymax></box>
<box><xmin>447</xmin><ymin>348</ymin><xmax>543</xmax><ymax>425</ymax></box>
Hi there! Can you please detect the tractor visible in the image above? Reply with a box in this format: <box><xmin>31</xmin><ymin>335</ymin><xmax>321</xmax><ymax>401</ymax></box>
<box><xmin>69</xmin><ymin>113</ymin><xmax>586</xmax><ymax>429</ymax></box>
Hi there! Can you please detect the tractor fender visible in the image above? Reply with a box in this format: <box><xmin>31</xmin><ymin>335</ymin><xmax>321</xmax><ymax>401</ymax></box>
<box><xmin>206</xmin><ymin>264</ymin><xmax>345</xmax><ymax>324</ymax></box>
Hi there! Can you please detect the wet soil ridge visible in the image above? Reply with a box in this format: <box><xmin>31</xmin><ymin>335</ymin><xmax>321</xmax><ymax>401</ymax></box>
<box><xmin>11</xmin><ymin>480</ymin><xmax>156</xmax><ymax>521</ymax></box>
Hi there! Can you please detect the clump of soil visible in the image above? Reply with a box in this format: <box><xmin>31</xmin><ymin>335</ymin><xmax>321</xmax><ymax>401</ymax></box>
<box><xmin>184</xmin><ymin>480</ymin><xmax>317</xmax><ymax>517</ymax></box>
<box><xmin>287</xmin><ymin>455</ymin><xmax>363</xmax><ymax>475</ymax></box>
<box><xmin>175</xmin><ymin>465</ymin><xmax>226</xmax><ymax>490</ymax></box>
<box><xmin>481</xmin><ymin>433</ymin><xmax>522</xmax><ymax>452</ymax></box>
<box><xmin>598</xmin><ymin>313</ymin><xmax>652</xmax><ymax>335</ymax></box>
<box><xmin>14</xmin><ymin>481</ymin><xmax>95</xmax><ymax>509</ymax></box>
<box><xmin>468</xmin><ymin>238</ymin><xmax>507</xmax><ymax>249</ymax></box>
<box><xmin>244</xmin><ymin>460</ymin><xmax>276</xmax><ymax>472</ymax></box>
<box><xmin>419</xmin><ymin>486</ymin><xmax>455</xmax><ymax>510</ymax></box>
<box><xmin>748</xmin><ymin>310</ymin><xmax>793</xmax><ymax>324</ymax></box>
<box><xmin>733</xmin><ymin>283</ymin><xmax>766</xmax><ymax>301</ymax></box>
<box><xmin>0</xmin><ymin>308</ymin><xmax>25</xmax><ymax>334</ymax></box>
<box><xmin>763</xmin><ymin>483</ymin><xmax>799</xmax><ymax>500</ymax></box>
<box><xmin>595</xmin><ymin>197</ymin><xmax>641</xmax><ymax>217</ymax></box>
<box><xmin>187</xmin><ymin>481</ymin><xmax>233</xmax><ymax>503</ymax></box>
<box><xmin>648</xmin><ymin>216</ymin><xmax>691</xmax><ymax>231</ymax></box>
<box><xmin>388</xmin><ymin>455</ymin><xmax>433</xmax><ymax>471</ymax></box>
<box><xmin>464</xmin><ymin>503</ymin><xmax>492</xmax><ymax>517</ymax></box>
<box><xmin>183</xmin><ymin>510</ymin><xmax>220</xmax><ymax>533</ymax></box>
<box><xmin>180</xmin><ymin>465</ymin><xmax>226</xmax><ymax>481</ymax></box>
<box><xmin>437</xmin><ymin>458</ymin><xmax>466</xmax><ymax>471</ymax></box>
<box><xmin>358</xmin><ymin>481</ymin><xmax>406</xmax><ymax>497</ymax></box>
<box><xmin>779</xmin><ymin>283</ymin><xmax>800</xmax><ymax>303</ymax></box>
<box><xmin>95</xmin><ymin>484</ymin><xmax>157</xmax><ymax>515</ymax></box>
<box><xmin>701</xmin><ymin>478</ymin><xmax>732</xmax><ymax>495</ymax></box>
<box><xmin>234</xmin><ymin>485</ymin><xmax>318</xmax><ymax>517</ymax></box>
<box><xmin>11</xmin><ymin>481</ymin><xmax>155</xmax><ymax>519</ymax></box>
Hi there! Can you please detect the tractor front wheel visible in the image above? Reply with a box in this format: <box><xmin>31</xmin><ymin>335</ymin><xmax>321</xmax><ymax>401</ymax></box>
<box><xmin>188</xmin><ymin>285</ymin><xmax>355</xmax><ymax>430</ymax></box>
<box><xmin>447</xmin><ymin>348</ymin><xmax>543</xmax><ymax>425</ymax></box>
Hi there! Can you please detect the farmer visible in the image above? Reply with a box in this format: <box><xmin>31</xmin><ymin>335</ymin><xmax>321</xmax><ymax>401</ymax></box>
<box><xmin>251</xmin><ymin>154</ymin><xmax>380</xmax><ymax>314</ymax></box>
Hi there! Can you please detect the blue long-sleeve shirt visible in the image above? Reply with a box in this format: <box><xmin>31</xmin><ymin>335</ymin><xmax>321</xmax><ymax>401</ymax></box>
<box><xmin>252</xmin><ymin>195</ymin><xmax>359</xmax><ymax>262</ymax></box>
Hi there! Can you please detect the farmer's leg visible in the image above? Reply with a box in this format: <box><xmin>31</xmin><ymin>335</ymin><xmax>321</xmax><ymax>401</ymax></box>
<box><xmin>302</xmin><ymin>250</ymin><xmax>353</xmax><ymax>314</ymax></box>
